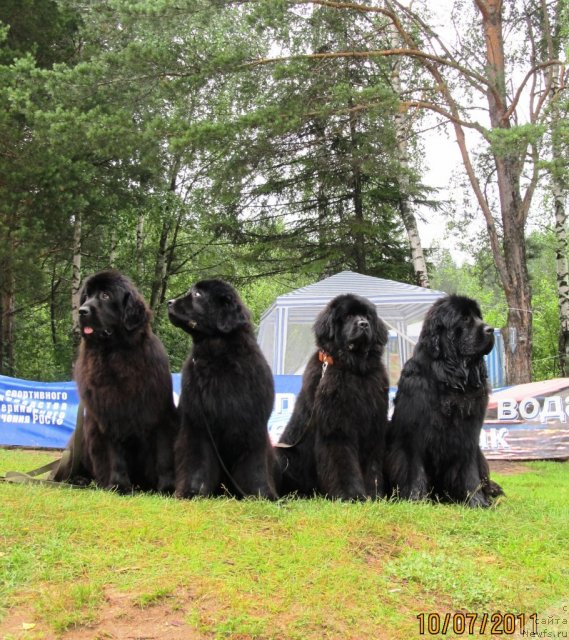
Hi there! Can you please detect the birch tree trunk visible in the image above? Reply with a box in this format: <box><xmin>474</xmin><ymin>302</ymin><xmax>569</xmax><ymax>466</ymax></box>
<box><xmin>554</xmin><ymin>173</ymin><xmax>569</xmax><ymax>375</ymax></box>
<box><xmin>345</xmin><ymin>44</ymin><xmax>367</xmax><ymax>274</ymax></box>
<box><xmin>311</xmin><ymin>119</ymin><xmax>333</xmax><ymax>277</ymax></box>
<box><xmin>0</xmin><ymin>262</ymin><xmax>16</xmax><ymax>376</ymax></box>
<box><xmin>50</xmin><ymin>262</ymin><xmax>59</xmax><ymax>348</ymax></box>
<box><xmin>109</xmin><ymin>226</ymin><xmax>118</xmax><ymax>268</ymax></box>
<box><xmin>150</xmin><ymin>158</ymin><xmax>182</xmax><ymax>317</ymax></box>
<box><xmin>71</xmin><ymin>212</ymin><xmax>83</xmax><ymax>352</ymax></box>
<box><xmin>388</xmin><ymin>11</ymin><xmax>430</xmax><ymax>288</ymax></box>
<box><xmin>349</xmin><ymin>109</ymin><xmax>367</xmax><ymax>273</ymax></box>
<box><xmin>135</xmin><ymin>212</ymin><xmax>144</xmax><ymax>279</ymax></box>
<box><xmin>149</xmin><ymin>219</ymin><xmax>170</xmax><ymax>313</ymax></box>
<box><xmin>0</xmin><ymin>216</ymin><xmax>16</xmax><ymax>376</ymax></box>
<box><xmin>393</xmin><ymin>111</ymin><xmax>430</xmax><ymax>288</ymax></box>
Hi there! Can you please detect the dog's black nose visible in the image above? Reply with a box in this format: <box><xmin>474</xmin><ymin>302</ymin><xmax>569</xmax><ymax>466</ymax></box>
<box><xmin>78</xmin><ymin>305</ymin><xmax>90</xmax><ymax>317</ymax></box>
<box><xmin>484</xmin><ymin>325</ymin><xmax>494</xmax><ymax>334</ymax></box>
<box><xmin>167</xmin><ymin>300</ymin><xmax>174</xmax><ymax>307</ymax></box>
<box><xmin>358</xmin><ymin>319</ymin><xmax>369</xmax><ymax>329</ymax></box>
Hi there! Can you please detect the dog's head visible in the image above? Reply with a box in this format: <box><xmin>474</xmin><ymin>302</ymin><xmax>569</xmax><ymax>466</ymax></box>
<box><xmin>78</xmin><ymin>270</ymin><xmax>149</xmax><ymax>342</ymax></box>
<box><xmin>314</xmin><ymin>294</ymin><xmax>388</xmax><ymax>360</ymax></box>
<box><xmin>418</xmin><ymin>295</ymin><xmax>494</xmax><ymax>389</ymax></box>
<box><xmin>167</xmin><ymin>279</ymin><xmax>251</xmax><ymax>338</ymax></box>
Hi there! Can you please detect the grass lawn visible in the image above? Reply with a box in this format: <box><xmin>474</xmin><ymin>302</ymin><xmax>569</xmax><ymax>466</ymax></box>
<box><xmin>0</xmin><ymin>449</ymin><xmax>568</xmax><ymax>639</ymax></box>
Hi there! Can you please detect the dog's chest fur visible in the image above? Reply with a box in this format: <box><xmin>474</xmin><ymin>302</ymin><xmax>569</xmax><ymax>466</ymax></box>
<box><xmin>438</xmin><ymin>384</ymin><xmax>488</xmax><ymax>421</ymax></box>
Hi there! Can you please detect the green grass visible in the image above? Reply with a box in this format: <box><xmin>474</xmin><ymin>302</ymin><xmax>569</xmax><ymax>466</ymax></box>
<box><xmin>1</xmin><ymin>450</ymin><xmax>568</xmax><ymax>639</ymax></box>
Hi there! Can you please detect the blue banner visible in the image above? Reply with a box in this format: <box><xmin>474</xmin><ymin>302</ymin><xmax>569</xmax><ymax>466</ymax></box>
<box><xmin>0</xmin><ymin>375</ymin><xmax>80</xmax><ymax>448</ymax></box>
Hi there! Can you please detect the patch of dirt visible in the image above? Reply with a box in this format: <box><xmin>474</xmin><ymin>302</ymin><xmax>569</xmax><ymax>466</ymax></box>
<box><xmin>0</xmin><ymin>605</ymin><xmax>54</xmax><ymax>640</ymax></box>
<box><xmin>0</xmin><ymin>589</ymin><xmax>205</xmax><ymax>640</ymax></box>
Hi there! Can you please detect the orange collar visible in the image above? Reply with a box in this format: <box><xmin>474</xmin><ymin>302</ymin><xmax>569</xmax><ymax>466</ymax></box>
<box><xmin>319</xmin><ymin>350</ymin><xmax>334</xmax><ymax>366</ymax></box>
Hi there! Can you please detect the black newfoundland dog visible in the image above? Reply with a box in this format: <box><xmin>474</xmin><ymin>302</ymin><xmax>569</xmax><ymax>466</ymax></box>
<box><xmin>58</xmin><ymin>270</ymin><xmax>178</xmax><ymax>493</ymax></box>
<box><xmin>168</xmin><ymin>279</ymin><xmax>277</xmax><ymax>499</ymax></box>
<box><xmin>276</xmin><ymin>294</ymin><xmax>389</xmax><ymax>500</ymax></box>
<box><xmin>385</xmin><ymin>295</ymin><xmax>503</xmax><ymax>507</ymax></box>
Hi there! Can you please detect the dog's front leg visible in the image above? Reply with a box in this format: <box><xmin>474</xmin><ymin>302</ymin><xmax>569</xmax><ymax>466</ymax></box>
<box><xmin>387</xmin><ymin>447</ymin><xmax>431</xmax><ymax>501</ymax></box>
<box><xmin>462</xmin><ymin>461</ymin><xmax>491</xmax><ymax>508</ymax></box>
<box><xmin>315</xmin><ymin>434</ymin><xmax>367</xmax><ymax>501</ymax></box>
<box><xmin>106</xmin><ymin>437</ymin><xmax>133</xmax><ymax>494</ymax></box>
<box><xmin>174</xmin><ymin>423</ymin><xmax>219</xmax><ymax>498</ymax></box>
<box><xmin>231</xmin><ymin>445</ymin><xmax>278</xmax><ymax>500</ymax></box>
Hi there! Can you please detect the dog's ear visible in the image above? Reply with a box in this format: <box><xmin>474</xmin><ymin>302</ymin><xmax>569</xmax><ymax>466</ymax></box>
<box><xmin>123</xmin><ymin>291</ymin><xmax>148</xmax><ymax>331</ymax></box>
<box><xmin>420</xmin><ymin>319</ymin><xmax>442</xmax><ymax>360</ymax></box>
<box><xmin>314</xmin><ymin>307</ymin><xmax>335</xmax><ymax>346</ymax></box>
<box><xmin>430</xmin><ymin>323</ymin><xmax>470</xmax><ymax>390</ymax></box>
<box><xmin>373</xmin><ymin>314</ymin><xmax>389</xmax><ymax>348</ymax></box>
<box><xmin>468</xmin><ymin>358</ymin><xmax>488</xmax><ymax>388</ymax></box>
<box><xmin>217</xmin><ymin>296</ymin><xmax>250</xmax><ymax>334</ymax></box>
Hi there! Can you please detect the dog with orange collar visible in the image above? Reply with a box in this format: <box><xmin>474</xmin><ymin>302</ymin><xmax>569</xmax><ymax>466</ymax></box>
<box><xmin>276</xmin><ymin>293</ymin><xmax>389</xmax><ymax>500</ymax></box>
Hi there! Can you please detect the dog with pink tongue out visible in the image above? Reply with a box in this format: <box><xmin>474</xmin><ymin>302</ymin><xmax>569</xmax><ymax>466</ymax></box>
<box><xmin>56</xmin><ymin>270</ymin><xmax>178</xmax><ymax>493</ymax></box>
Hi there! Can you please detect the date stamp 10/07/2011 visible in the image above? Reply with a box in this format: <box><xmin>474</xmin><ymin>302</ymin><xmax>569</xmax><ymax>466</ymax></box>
<box><xmin>417</xmin><ymin>612</ymin><xmax>558</xmax><ymax>637</ymax></box>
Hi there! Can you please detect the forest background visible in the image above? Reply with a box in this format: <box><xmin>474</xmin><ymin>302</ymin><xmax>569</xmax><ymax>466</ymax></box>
<box><xmin>0</xmin><ymin>0</ymin><xmax>567</xmax><ymax>385</ymax></box>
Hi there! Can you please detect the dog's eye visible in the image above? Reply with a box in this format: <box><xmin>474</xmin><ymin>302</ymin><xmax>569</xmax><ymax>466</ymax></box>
<box><xmin>192</xmin><ymin>290</ymin><xmax>202</xmax><ymax>298</ymax></box>
<box><xmin>100</xmin><ymin>292</ymin><xmax>111</xmax><ymax>301</ymax></box>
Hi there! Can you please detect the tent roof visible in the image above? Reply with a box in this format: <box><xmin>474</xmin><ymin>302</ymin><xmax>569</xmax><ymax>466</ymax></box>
<box><xmin>261</xmin><ymin>270</ymin><xmax>446</xmax><ymax>324</ymax></box>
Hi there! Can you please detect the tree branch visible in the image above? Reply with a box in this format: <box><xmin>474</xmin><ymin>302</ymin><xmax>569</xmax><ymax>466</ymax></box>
<box><xmin>244</xmin><ymin>47</ymin><xmax>492</xmax><ymax>91</ymax></box>
<box><xmin>400</xmin><ymin>101</ymin><xmax>488</xmax><ymax>135</ymax></box>
<box><xmin>502</xmin><ymin>60</ymin><xmax>565</xmax><ymax>123</ymax></box>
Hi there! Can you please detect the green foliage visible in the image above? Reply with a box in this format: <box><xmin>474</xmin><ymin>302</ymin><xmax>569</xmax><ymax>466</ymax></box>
<box><xmin>531</xmin><ymin>275</ymin><xmax>560</xmax><ymax>380</ymax></box>
<box><xmin>487</xmin><ymin>123</ymin><xmax>547</xmax><ymax>156</ymax></box>
<box><xmin>0</xmin><ymin>0</ymin><xmax>79</xmax><ymax>68</ymax></box>
<box><xmin>526</xmin><ymin>231</ymin><xmax>563</xmax><ymax>380</ymax></box>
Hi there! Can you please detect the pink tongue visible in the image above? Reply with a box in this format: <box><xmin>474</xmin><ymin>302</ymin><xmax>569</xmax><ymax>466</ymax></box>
<box><xmin>83</xmin><ymin>327</ymin><xmax>94</xmax><ymax>335</ymax></box>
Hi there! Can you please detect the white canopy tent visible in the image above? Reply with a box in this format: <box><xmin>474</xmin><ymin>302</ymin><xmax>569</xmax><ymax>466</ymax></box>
<box><xmin>258</xmin><ymin>271</ymin><xmax>447</xmax><ymax>383</ymax></box>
